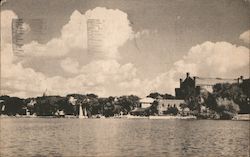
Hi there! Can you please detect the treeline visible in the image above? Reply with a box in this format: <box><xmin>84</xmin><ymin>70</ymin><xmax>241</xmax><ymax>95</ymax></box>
<box><xmin>0</xmin><ymin>83</ymin><xmax>249</xmax><ymax>119</ymax></box>
<box><xmin>0</xmin><ymin>94</ymin><xmax>140</xmax><ymax>117</ymax></box>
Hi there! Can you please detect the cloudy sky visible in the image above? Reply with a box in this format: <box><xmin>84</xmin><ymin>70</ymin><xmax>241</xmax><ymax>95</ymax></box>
<box><xmin>1</xmin><ymin>0</ymin><xmax>250</xmax><ymax>98</ymax></box>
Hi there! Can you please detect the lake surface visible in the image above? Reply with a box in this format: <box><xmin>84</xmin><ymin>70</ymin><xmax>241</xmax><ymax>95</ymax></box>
<box><xmin>0</xmin><ymin>118</ymin><xmax>249</xmax><ymax>157</ymax></box>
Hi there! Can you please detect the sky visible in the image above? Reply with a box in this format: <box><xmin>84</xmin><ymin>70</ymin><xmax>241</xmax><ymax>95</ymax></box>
<box><xmin>1</xmin><ymin>0</ymin><xmax>250</xmax><ymax>98</ymax></box>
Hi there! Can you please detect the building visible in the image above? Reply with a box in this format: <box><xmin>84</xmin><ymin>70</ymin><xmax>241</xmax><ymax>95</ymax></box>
<box><xmin>239</xmin><ymin>78</ymin><xmax>250</xmax><ymax>113</ymax></box>
<box><xmin>175</xmin><ymin>73</ymin><xmax>196</xmax><ymax>99</ymax></box>
<box><xmin>157</xmin><ymin>99</ymin><xmax>185</xmax><ymax>115</ymax></box>
<box><xmin>139</xmin><ymin>97</ymin><xmax>155</xmax><ymax>108</ymax></box>
<box><xmin>175</xmin><ymin>72</ymin><xmax>244</xmax><ymax>99</ymax></box>
<box><xmin>130</xmin><ymin>97</ymin><xmax>155</xmax><ymax>116</ymax></box>
<box><xmin>240</xmin><ymin>78</ymin><xmax>250</xmax><ymax>98</ymax></box>
<box><xmin>195</xmin><ymin>77</ymin><xmax>240</xmax><ymax>93</ymax></box>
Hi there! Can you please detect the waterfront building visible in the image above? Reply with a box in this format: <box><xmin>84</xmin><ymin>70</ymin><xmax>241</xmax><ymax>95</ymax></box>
<box><xmin>239</xmin><ymin>78</ymin><xmax>250</xmax><ymax>113</ymax></box>
<box><xmin>130</xmin><ymin>97</ymin><xmax>155</xmax><ymax>116</ymax></box>
<box><xmin>175</xmin><ymin>72</ymin><xmax>244</xmax><ymax>99</ymax></box>
<box><xmin>139</xmin><ymin>97</ymin><xmax>155</xmax><ymax>108</ymax></box>
<box><xmin>157</xmin><ymin>99</ymin><xmax>185</xmax><ymax>115</ymax></box>
<box><xmin>240</xmin><ymin>78</ymin><xmax>250</xmax><ymax>98</ymax></box>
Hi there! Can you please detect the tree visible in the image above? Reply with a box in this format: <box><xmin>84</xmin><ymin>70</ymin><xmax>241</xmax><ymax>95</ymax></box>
<box><xmin>162</xmin><ymin>93</ymin><xmax>175</xmax><ymax>99</ymax></box>
<box><xmin>147</xmin><ymin>92</ymin><xmax>175</xmax><ymax>99</ymax></box>
<box><xmin>216</xmin><ymin>97</ymin><xmax>240</xmax><ymax>119</ymax></box>
<box><xmin>164</xmin><ymin>105</ymin><xmax>179</xmax><ymax>115</ymax></box>
<box><xmin>147</xmin><ymin>92</ymin><xmax>162</xmax><ymax>99</ymax></box>
<box><xmin>185</xmin><ymin>96</ymin><xmax>200</xmax><ymax>112</ymax></box>
<box><xmin>34</xmin><ymin>96</ymin><xmax>63</xmax><ymax>116</ymax></box>
<box><xmin>213</xmin><ymin>83</ymin><xmax>248</xmax><ymax>114</ymax></box>
<box><xmin>85</xmin><ymin>96</ymin><xmax>99</xmax><ymax>116</ymax></box>
<box><xmin>148</xmin><ymin>100</ymin><xmax>158</xmax><ymax>115</ymax></box>
<box><xmin>2</xmin><ymin>96</ymin><xmax>25</xmax><ymax>115</ymax></box>
<box><xmin>116</xmin><ymin>95</ymin><xmax>140</xmax><ymax>114</ymax></box>
<box><xmin>57</xmin><ymin>97</ymin><xmax>74</xmax><ymax>115</ymax></box>
<box><xmin>86</xmin><ymin>93</ymin><xmax>98</xmax><ymax>99</ymax></box>
<box><xmin>67</xmin><ymin>94</ymin><xmax>87</xmax><ymax>116</ymax></box>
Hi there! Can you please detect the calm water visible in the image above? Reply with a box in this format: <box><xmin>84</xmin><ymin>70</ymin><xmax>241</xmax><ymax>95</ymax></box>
<box><xmin>0</xmin><ymin>118</ymin><xmax>249</xmax><ymax>157</ymax></box>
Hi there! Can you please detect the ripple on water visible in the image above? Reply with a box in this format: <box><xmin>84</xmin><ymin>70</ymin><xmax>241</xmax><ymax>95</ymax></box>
<box><xmin>0</xmin><ymin>118</ymin><xmax>249</xmax><ymax>157</ymax></box>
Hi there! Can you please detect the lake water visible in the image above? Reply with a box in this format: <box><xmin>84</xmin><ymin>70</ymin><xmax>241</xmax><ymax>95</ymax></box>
<box><xmin>0</xmin><ymin>118</ymin><xmax>249</xmax><ymax>157</ymax></box>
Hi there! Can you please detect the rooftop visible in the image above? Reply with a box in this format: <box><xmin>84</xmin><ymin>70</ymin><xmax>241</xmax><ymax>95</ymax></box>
<box><xmin>195</xmin><ymin>77</ymin><xmax>238</xmax><ymax>86</ymax></box>
<box><xmin>140</xmin><ymin>97</ymin><xmax>155</xmax><ymax>103</ymax></box>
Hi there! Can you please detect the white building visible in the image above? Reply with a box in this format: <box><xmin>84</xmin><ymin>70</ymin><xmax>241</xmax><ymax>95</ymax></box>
<box><xmin>139</xmin><ymin>97</ymin><xmax>155</xmax><ymax>108</ymax></box>
<box><xmin>157</xmin><ymin>99</ymin><xmax>185</xmax><ymax>115</ymax></box>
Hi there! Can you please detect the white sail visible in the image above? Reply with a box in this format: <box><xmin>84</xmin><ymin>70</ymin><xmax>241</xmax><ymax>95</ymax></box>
<box><xmin>79</xmin><ymin>104</ymin><xmax>84</xmax><ymax>118</ymax></box>
<box><xmin>1</xmin><ymin>105</ymin><xmax>5</xmax><ymax>111</ymax></box>
<box><xmin>79</xmin><ymin>104</ymin><xmax>87</xmax><ymax>119</ymax></box>
<box><xmin>84</xmin><ymin>106</ymin><xmax>87</xmax><ymax>117</ymax></box>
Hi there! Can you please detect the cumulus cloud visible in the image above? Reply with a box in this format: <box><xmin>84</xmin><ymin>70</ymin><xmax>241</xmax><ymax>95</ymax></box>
<box><xmin>118</xmin><ymin>70</ymin><xmax>179</xmax><ymax>96</ymax></box>
<box><xmin>21</xmin><ymin>10</ymin><xmax>87</xmax><ymax>57</ymax></box>
<box><xmin>1</xmin><ymin>9</ymin><xmax>138</xmax><ymax>98</ymax></box>
<box><xmin>239</xmin><ymin>30</ymin><xmax>250</xmax><ymax>44</ymax></box>
<box><xmin>60</xmin><ymin>58</ymin><xmax>80</xmax><ymax>74</ymax></box>
<box><xmin>80</xmin><ymin>60</ymin><xmax>137</xmax><ymax>84</ymax></box>
<box><xmin>116</xmin><ymin>41</ymin><xmax>249</xmax><ymax>96</ymax></box>
<box><xmin>21</xmin><ymin>7</ymin><xmax>133</xmax><ymax>59</ymax></box>
<box><xmin>86</xmin><ymin>7</ymin><xmax>133</xmax><ymax>59</ymax></box>
<box><xmin>1</xmin><ymin>9</ymin><xmax>249</xmax><ymax>98</ymax></box>
<box><xmin>175</xmin><ymin>41</ymin><xmax>249</xmax><ymax>77</ymax></box>
<box><xmin>142</xmin><ymin>41</ymin><xmax>250</xmax><ymax>95</ymax></box>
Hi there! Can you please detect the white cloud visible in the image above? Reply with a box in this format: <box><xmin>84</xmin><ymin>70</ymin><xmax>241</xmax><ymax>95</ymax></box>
<box><xmin>21</xmin><ymin>7</ymin><xmax>133</xmax><ymax>59</ymax></box>
<box><xmin>1</xmin><ymin>10</ymin><xmax>249</xmax><ymax>98</ymax></box>
<box><xmin>142</xmin><ymin>41</ymin><xmax>249</xmax><ymax>95</ymax></box>
<box><xmin>1</xmin><ymin>9</ymin><xmax>137</xmax><ymax>98</ymax></box>
<box><xmin>175</xmin><ymin>41</ymin><xmax>249</xmax><ymax>77</ymax></box>
<box><xmin>80</xmin><ymin>60</ymin><xmax>137</xmax><ymax>84</ymax></box>
<box><xmin>21</xmin><ymin>10</ymin><xmax>87</xmax><ymax>57</ymax></box>
<box><xmin>60</xmin><ymin>58</ymin><xmax>80</xmax><ymax>74</ymax></box>
<box><xmin>239</xmin><ymin>30</ymin><xmax>250</xmax><ymax>44</ymax></box>
<box><xmin>86</xmin><ymin>7</ymin><xmax>133</xmax><ymax>59</ymax></box>
<box><xmin>1</xmin><ymin>9</ymin><xmax>150</xmax><ymax>98</ymax></box>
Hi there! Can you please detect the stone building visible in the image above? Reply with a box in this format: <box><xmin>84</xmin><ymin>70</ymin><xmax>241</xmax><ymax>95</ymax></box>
<box><xmin>175</xmin><ymin>72</ymin><xmax>244</xmax><ymax>99</ymax></box>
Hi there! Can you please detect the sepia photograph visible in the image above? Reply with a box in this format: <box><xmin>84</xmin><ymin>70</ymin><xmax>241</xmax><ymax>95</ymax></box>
<box><xmin>0</xmin><ymin>0</ymin><xmax>250</xmax><ymax>156</ymax></box>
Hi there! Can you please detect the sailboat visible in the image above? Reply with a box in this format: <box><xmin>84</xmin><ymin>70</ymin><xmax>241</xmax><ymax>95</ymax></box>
<box><xmin>79</xmin><ymin>103</ymin><xmax>88</xmax><ymax>119</ymax></box>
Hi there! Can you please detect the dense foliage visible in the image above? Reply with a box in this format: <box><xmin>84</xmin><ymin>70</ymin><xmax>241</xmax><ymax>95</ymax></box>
<box><xmin>184</xmin><ymin>83</ymin><xmax>249</xmax><ymax>119</ymax></box>
<box><xmin>147</xmin><ymin>92</ymin><xmax>175</xmax><ymax>99</ymax></box>
<box><xmin>0</xmin><ymin>94</ymin><xmax>139</xmax><ymax>117</ymax></box>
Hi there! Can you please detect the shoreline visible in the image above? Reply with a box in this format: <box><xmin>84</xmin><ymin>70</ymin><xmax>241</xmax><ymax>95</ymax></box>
<box><xmin>1</xmin><ymin>114</ymin><xmax>249</xmax><ymax>121</ymax></box>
